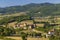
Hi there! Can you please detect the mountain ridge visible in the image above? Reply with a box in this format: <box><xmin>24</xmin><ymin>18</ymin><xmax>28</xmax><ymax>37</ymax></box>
<box><xmin>0</xmin><ymin>3</ymin><xmax>60</xmax><ymax>16</ymax></box>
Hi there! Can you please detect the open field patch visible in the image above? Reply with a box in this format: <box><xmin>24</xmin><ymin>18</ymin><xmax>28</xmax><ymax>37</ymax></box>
<box><xmin>27</xmin><ymin>37</ymin><xmax>49</xmax><ymax>40</ymax></box>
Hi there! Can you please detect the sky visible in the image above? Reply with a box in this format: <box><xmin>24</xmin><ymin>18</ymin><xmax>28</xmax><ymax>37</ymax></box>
<box><xmin>0</xmin><ymin>0</ymin><xmax>60</xmax><ymax>7</ymax></box>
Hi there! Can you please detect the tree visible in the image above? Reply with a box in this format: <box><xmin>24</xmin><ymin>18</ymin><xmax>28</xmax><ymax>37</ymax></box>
<box><xmin>20</xmin><ymin>32</ymin><xmax>27</xmax><ymax>40</ymax></box>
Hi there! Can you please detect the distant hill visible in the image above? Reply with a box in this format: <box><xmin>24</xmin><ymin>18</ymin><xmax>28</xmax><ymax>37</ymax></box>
<box><xmin>0</xmin><ymin>3</ymin><xmax>60</xmax><ymax>16</ymax></box>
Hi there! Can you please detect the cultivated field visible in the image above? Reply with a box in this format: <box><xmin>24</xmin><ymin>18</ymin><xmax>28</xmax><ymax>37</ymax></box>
<box><xmin>27</xmin><ymin>37</ymin><xmax>49</xmax><ymax>40</ymax></box>
<box><xmin>0</xmin><ymin>12</ymin><xmax>27</xmax><ymax>20</ymax></box>
<box><xmin>6</xmin><ymin>36</ymin><xmax>22</xmax><ymax>40</ymax></box>
<box><xmin>5</xmin><ymin>37</ymin><xmax>49</xmax><ymax>40</ymax></box>
<box><xmin>8</xmin><ymin>22</ymin><xmax>17</xmax><ymax>27</ymax></box>
<box><xmin>20</xmin><ymin>20</ymin><xmax>33</xmax><ymax>25</ymax></box>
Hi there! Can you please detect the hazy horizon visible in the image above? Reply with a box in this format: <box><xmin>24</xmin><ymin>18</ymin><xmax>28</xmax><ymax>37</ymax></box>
<box><xmin>0</xmin><ymin>0</ymin><xmax>60</xmax><ymax>7</ymax></box>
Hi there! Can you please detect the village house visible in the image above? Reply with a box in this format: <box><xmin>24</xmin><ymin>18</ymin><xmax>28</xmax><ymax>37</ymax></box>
<box><xmin>15</xmin><ymin>20</ymin><xmax>36</xmax><ymax>29</ymax></box>
<box><xmin>28</xmin><ymin>24</ymin><xmax>36</xmax><ymax>29</ymax></box>
<box><xmin>15</xmin><ymin>23</ymin><xmax>27</xmax><ymax>29</ymax></box>
<box><xmin>16</xmin><ymin>20</ymin><xmax>36</xmax><ymax>29</ymax></box>
<box><xmin>46</xmin><ymin>29</ymin><xmax>55</xmax><ymax>38</ymax></box>
<box><xmin>44</xmin><ymin>29</ymin><xmax>55</xmax><ymax>38</ymax></box>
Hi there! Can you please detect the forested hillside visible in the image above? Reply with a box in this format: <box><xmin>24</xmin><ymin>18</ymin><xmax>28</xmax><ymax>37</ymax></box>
<box><xmin>0</xmin><ymin>3</ymin><xmax>60</xmax><ymax>16</ymax></box>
